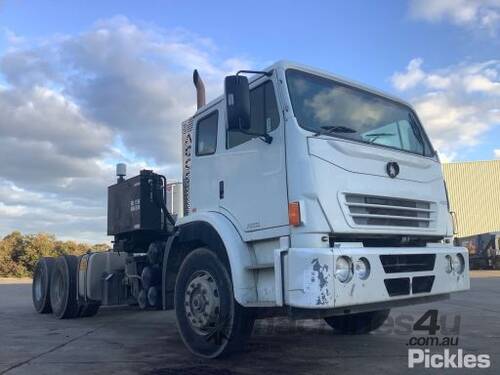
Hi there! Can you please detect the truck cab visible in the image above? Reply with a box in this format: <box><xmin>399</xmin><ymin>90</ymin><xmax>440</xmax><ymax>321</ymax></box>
<box><xmin>181</xmin><ymin>60</ymin><xmax>468</xmax><ymax>312</ymax></box>
<box><xmin>169</xmin><ymin>61</ymin><xmax>470</xmax><ymax>355</ymax></box>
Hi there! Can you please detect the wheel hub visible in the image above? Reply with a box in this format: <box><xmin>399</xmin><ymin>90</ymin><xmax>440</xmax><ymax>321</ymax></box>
<box><xmin>184</xmin><ymin>271</ymin><xmax>220</xmax><ymax>335</ymax></box>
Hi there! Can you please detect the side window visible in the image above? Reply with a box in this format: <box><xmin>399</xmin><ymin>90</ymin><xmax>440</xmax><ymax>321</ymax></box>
<box><xmin>196</xmin><ymin>111</ymin><xmax>218</xmax><ymax>156</ymax></box>
<box><xmin>227</xmin><ymin>81</ymin><xmax>280</xmax><ymax>149</ymax></box>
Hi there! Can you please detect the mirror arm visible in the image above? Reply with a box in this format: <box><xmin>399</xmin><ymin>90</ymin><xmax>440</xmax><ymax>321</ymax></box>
<box><xmin>260</xmin><ymin>134</ymin><xmax>273</xmax><ymax>144</ymax></box>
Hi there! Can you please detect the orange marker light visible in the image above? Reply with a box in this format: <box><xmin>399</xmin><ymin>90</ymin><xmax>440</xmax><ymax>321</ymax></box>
<box><xmin>288</xmin><ymin>202</ymin><xmax>301</xmax><ymax>226</ymax></box>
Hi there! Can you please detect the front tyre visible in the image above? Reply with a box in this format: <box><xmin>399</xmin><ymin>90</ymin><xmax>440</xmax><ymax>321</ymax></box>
<box><xmin>174</xmin><ymin>248</ymin><xmax>254</xmax><ymax>358</ymax></box>
<box><xmin>324</xmin><ymin>309</ymin><xmax>390</xmax><ymax>334</ymax></box>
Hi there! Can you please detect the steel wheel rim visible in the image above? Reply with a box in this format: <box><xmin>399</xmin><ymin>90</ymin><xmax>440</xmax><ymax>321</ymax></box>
<box><xmin>184</xmin><ymin>270</ymin><xmax>221</xmax><ymax>335</ymax></box>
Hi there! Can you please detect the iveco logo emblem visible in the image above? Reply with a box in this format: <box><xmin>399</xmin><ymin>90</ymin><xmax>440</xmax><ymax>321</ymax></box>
<box><xmin>386</xmin><ymin>162</ymin><xmax>400</xmax><ymax>178</ymax></box>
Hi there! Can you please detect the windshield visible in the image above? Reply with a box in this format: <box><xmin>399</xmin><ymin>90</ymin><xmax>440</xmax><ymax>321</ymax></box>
<box><xmin>286</xmin><ymin>69</ymin><xmax>434</xmax><ymax>157</ymax></box>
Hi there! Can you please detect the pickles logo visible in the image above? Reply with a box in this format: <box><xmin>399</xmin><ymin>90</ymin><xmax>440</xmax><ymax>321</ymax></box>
<box><xmin>409</xmin><ymin>349</ymin><xmax>490</xmax><ymax>369</ymax></box>
<box><xmin>407</xmin><ymin>310</ymin><xmax>491</xmax><ymax>369</ymax></box>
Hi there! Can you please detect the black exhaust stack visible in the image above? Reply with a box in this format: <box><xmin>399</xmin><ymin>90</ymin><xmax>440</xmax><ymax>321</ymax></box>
<box><xmin>193</xmin><ymin>69</ymin><xmax>206</xmax><ymax>109</ymax></box>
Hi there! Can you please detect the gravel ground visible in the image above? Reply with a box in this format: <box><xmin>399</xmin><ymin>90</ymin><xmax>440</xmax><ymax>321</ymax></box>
<box><xmin>0</xmin><ymin>272</ymin><xmax>499</xmax><ymax>375</ymax></box>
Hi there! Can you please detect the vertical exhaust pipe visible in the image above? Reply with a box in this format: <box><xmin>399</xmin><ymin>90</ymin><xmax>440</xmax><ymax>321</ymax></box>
<box><xmin>193</xmin><ymin>69</ymin><xmax>206</xmax><ymax>109</ymax></box>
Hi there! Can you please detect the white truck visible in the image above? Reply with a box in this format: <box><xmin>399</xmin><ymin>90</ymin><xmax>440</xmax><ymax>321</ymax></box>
<box><xmin>32</xmin><ymin>61</ymin><xmax>470</xmax><ymax>358</ymax></box>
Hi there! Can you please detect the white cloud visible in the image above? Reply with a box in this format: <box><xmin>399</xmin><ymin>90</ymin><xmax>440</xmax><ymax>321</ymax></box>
<box><xmin>464</xmin><ymin>74</ymin><xmax>500</xmax><ymax>93</ymax></box>
<box><xmin>410</xmin><ymin>0</ymin><xmax>500</xmax><ymax>33</ymax></box>
<box><xmin>391</xmin><ymin>58</ymin><xmax>426</xmax><ymax>91</ymax></box>
<box><xmin>437</xmin><ymin>151</ymin><xmax>457</xmax><ymax>163</ymax></box>
<box><xmin>0</xmin><ymin>16</ymin><xmax>254</xmax><ymax>242</ymax></box>
<box><xmin>391</xmin><ymin>58</ymin><xmax>500</xmax><ymax>157</ymax></box>
<box><xmin>2</xmin><ymin>28</ymin><xmax>26</xmax><ymax>45</ymax></box>
<box><xmin>495</xmin><ymin>149</ymin><xmax>500</xmax><ymax>158</ymax></box>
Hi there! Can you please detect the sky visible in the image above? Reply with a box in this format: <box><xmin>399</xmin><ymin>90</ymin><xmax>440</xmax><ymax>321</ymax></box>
<box><xmin>0</xmin><ymin>0</ymin><xmax>499</xmax><ymax>243</ymax></box>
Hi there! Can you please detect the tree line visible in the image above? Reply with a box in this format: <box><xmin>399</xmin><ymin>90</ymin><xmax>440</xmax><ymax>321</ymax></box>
<box><xmin>0</xmin><ymin>231</ymin><xmax>109</xmax><ymax>278</ymax></box>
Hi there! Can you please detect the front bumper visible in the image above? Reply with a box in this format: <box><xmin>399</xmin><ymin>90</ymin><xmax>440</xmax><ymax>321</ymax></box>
<box><xmin>277</xmin><ymin>244</ymin><xmax>469</xmax><ymax>310</ymax></box>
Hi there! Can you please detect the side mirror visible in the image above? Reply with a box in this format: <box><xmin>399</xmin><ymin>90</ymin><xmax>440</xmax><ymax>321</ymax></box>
<box><xmin>225</xmin><ymin>75</ymin><xmax>250</xmax><ymax>131</ymax></box>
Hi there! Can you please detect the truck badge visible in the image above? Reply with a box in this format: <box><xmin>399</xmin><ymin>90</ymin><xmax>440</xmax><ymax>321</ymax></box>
<box><xmin>386</xmin><ymin>162</ymin><xmax>400</xmax><ymax>178</ymax></box>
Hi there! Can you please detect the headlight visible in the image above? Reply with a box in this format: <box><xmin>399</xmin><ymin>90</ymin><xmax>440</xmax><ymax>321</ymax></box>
<box><xmin>335</xmin><ymin>256</ymin><xmax>353</xmax><ymax>283</ymax></box>
<box><xmin>452</xmin><ymin>253</ymin><xmax>465</xmax><ymax>274</ymax></box>
<box><xmin>445</xmin><ymin>255</ymin><xmax>453</xmax><ymax>273</ymax></box>
<box><xmin>354</xmin><ymin>257</ymin><xmax>370</xmax><ymax>280</ymax></box>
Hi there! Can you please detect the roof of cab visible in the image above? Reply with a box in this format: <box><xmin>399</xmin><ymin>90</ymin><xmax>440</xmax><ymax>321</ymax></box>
<box><xmin>193</xmin><ymin>60</ymin><xmax>415</xmax><ymax>117</ymax></box>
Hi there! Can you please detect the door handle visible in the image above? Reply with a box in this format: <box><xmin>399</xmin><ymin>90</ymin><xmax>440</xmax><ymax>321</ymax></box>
<box><xmin>219</xmin><ymin>181</ymin><xmax>224</xmax><ymax>199</ymax></box>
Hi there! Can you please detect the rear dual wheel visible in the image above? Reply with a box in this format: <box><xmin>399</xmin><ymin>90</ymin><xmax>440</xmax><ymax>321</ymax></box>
<box><xmin>79</xmin><ymin>302</ymin><xmax>100</xmax><ymax>317</ymax></box>
<box><xmin>32</xmin><ymin>257</ymin><xmax>56</xmax><ymax>314</ymax></box>
<box><xmin>33</xmin><ymin>255</ymin><xmax>100</xmax><ymax>318</ymax></box>
<box><xmin>50</xmin><ymin>255</ymin><xmax>80</xmax><ymax>319</ymax></box>
<box><xmin>174</xmin><ymin>248</ymin><xmax>255</xmax><ymax>358</ymax></box>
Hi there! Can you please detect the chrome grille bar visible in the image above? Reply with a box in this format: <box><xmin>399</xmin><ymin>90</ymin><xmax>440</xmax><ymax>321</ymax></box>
<box><xmin>344</xmin><ymin>193</ymin><xmax>435</xmax><ymax>228</ymax></box>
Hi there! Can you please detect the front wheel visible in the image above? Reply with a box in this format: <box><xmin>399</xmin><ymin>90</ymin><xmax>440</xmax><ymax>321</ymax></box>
<box><xmin>324</xmin><ymin>309</ymin><xmax>390</xmax><ymax>334</ymax></box>
<box><xmin>174</xmin><ymin>248</ymin><xmax>254</xmax><ymax>358</ymax></box>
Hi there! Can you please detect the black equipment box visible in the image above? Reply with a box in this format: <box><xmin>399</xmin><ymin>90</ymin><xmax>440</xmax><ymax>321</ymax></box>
<box><xmin>107</xmin><ymin>170</ymin><xmax>165</xmax><ymax>236</ymax></box>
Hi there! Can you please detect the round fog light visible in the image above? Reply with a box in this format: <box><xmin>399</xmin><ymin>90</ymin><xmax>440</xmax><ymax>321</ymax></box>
<box><xmin>445</xmin><ymin>255</ymin><xmax>453</xmax><ymax>273</ymax></box>
<box><xmin>354</xmin><ymin>257</ymin><xmax>370</xmax><ymax>280</ymax></box>
<box><xmin>335</xmin><ymin>256</ymin><xmax>353</xmax><ymax>283</ymax></box>
<box><xmin>453</xmin><ymin>253</ymin><xmax>465</xmax><ymax>274</ymax></box>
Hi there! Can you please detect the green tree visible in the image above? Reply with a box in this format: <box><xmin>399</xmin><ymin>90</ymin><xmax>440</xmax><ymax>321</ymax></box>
<box><xmin>0</xmin><ymin>231</ymin><xmax>109</xmax><ymax>278</ymax></box>
<box><xmin>0</xmin><ymin>231</ymin><xmax>27</xmax><ymax>277</ymax></box>
<box><xmin>0</xmin><ymin>241</ymin><xmax>25</xmax><ymax>277</ymax></box>
<box><xmin>19</xmin><ymin>233</ymin><xmax>57</xmax><ymax>274</ymax></box>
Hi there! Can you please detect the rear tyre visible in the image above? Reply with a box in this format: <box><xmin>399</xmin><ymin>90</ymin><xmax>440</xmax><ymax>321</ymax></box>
<box><xmin>79</xmin><ymin>302</ymin><xmax>100</xmax><ymax>317</ymax></box>
<box><xmin>32</xmin><ymin>257</ymin><xmax>55</xmax><ymax>314</ymax></box>
<box><xmin>174</xmin><ymin>248</ymin><xmax>254</xmax><ymax>358</ymax></box>
<box><xmin>138</xmin><ymin>289</ymin><xmax>148</xmax><ymax>310</ymax></box>
<box><xmin>147</xmin><ymin>286</ymin><xmax>162</xmax><ymax>309</ymax></box>
<box><xmin>50</xmin><ymin>255</ymin><xmax>80</xmax><ymax>319</ymax></box>
<box><xmin>324</xmin><ymin>309</ymin><xmax>390</xmax><ymax>334</ymax></box>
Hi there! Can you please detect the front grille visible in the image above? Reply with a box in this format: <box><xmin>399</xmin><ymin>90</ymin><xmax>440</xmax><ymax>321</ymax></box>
<box><xmin>344</xmin><ymin>193</ymin><xmax>435</xmax><ymax>228</ymax></box>
<box><xmin>384</xmin><ymin>278</ymin><xmax>410</xmax><ymax>296</ymax></box>
<box><xmin>412</xmin><ymin>276</ymin><xmax>435</xmax><ymax>294</ymax></box>
<box><xmin>384</xmin><ymin>276</ymin><xmax>435</xmax><ymax>296</ymax></box>
<box><xmin>380</xmin><ymin>254</ymin><xmax>436</xmax><ymax>273</ymax></box>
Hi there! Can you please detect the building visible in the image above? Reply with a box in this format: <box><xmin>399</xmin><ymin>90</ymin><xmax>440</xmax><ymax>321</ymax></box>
<box><xmin>442</xmin><ymin>160</ymin><xmax>500</xmax><ymax>238</ymax></box>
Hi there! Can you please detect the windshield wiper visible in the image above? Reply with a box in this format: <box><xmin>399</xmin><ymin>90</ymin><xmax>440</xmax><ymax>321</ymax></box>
<box><xmin>313</xmin><ymin>125</ymin><xmax>357</xmax><ymax>137</ymax></box>
<box><xmin>365</xmin><ymin>132</ymin><xmax>395</xmax><ymax>144</ymax></box>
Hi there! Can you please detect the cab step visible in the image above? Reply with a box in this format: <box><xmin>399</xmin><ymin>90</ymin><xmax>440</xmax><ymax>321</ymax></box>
<box><xmin>244</xmin><ymin>301</ymin><xmax>278</xmax><ymax>308</ymax></box>
<box><xmin>245</xmin><ymin>262</ymin><xmax>274</xmax><ymax>270</ymax></box>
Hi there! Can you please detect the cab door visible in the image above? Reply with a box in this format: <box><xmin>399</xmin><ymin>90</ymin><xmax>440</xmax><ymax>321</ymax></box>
<box><xmin>218</xmin><ymin>77</ymin><xmax>289</xmax><ymax>239</ymax></box>
<box><xmin>189</xmin><ymin>109</ymin><xmax>221</xmax><ymax>214</ymax></box>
